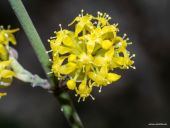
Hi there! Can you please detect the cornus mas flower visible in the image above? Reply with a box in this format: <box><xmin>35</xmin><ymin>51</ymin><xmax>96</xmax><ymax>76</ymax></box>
<box><xmin>48</xmin><ymin>10</ymin><xmax>135</xmax><ymax>102</ymax></box>
<box><xmin>0</xmin><ymin>26</ymin><xmax>19</xmax><ymax>98</ymax></box>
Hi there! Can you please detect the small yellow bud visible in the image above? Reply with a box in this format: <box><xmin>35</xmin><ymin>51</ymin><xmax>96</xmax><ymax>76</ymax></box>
<box><xmin>67</xmin><ymin>80</ymin><xmax>76</xmax><ymax>90</ymax></box>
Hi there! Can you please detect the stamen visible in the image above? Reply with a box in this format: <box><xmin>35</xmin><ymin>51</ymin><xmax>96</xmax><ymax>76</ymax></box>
<box><xmin>99</xmin><ymin>12</ymin><xmax>103</xmax><ymax>16</ymax></box>
<box><xmin>81</xmin><ymin>9</ymin><xmax>84</xmax><ymax>16</ymax></box>
<box><xmin>123</xmin><ymin>33</ymin><xmax>127</xmax><ymax>39</ymax></box>
<box><xmin>47</xmin><ymin>72</ymin><xmax>53</xmax><ymax>75</ymax></box>
<box><xmin>130</xmin><ymin>54</ymin><xmax>136</xmax><ymax>59</ymax></box>
<box><xmin>59</xmin><ymin>24</ymin><xmax>62</xmax><ymax>31</ymax></box>
<box><xmin>97</xmin><ymin>11</ymin><xmax>100</xmax><ymax>17</ymax></box>
<box><xmin>49</xmin><ymin>59</ymin><xmax>52</xmax><ymax>62</ymax></box>
<box><xmin>50</xmin><ymin>36</ymin><xmax>56</xmax><ymax>39</ymax></box>
<box><xmin>75</xmin><ymin>94</ymin><xmax>78</xmax><ymax>97</ymax></box>
<box><xmin>46</xmin><ymin>50</ymin><xmax>53</xmax><ymax>53</ymax></box>
<box><xmin>130</xmin><ymin>66</ymin><xmax>136</xmax><ymax>69</ymax></box>
<box><xmin>78</xmin><ymin>97</ymin><xmax>81</xmax><ymax>102</ymax></box>
<box><xmin>115</xmin><ymin>23</ymin><xmax>119</xmax><ymax>27</ymax></box>
<box><xmin>99</xmin><ymin>86</ymin><xmax>102</xmax><ymax>93</ymax></box>
<box><xmin>90</xmin><ymin>94</ymin><xmax>95</xmax><ymax>100</ymax></box>
<box><xmin>108</xmin><ymin>17</ymin><xmax>112</xmax><ymax>20</ymax></box>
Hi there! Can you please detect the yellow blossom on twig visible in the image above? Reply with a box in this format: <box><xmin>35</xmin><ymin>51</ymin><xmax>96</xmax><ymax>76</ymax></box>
<box><xmin>48</xmin><ymin>10</ymin><xmax>135</xmax><ymax>102</ymax></box>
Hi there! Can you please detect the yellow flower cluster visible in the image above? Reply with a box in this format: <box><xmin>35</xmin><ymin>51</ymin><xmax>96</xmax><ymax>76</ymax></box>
<box><xmin>48</xmin><ymin>10</ymin><xmax>135</xmax><ymax>102</ymax></box>
<box><xmin>0</xmin><ymin>26</ymin><xmax>19</xmax><ymax>98</ymax></box>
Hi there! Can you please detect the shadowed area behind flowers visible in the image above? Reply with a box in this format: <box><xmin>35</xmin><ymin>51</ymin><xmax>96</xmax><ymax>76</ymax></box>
<box><xmin>0</xmin><ymin>0</ymin><xmax>169</xmax><ymax>128</ymax></box>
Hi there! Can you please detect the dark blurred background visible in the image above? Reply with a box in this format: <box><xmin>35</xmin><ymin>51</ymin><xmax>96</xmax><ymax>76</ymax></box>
<box><xmin>0</xmin><ymin>0</ymin><xmax>170</xmax><ymax>128</ymax></box>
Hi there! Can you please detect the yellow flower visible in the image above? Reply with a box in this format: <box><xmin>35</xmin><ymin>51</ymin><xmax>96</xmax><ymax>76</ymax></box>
<box><xmin>0</xmin><ymin>26</ymin><xmax>18</xmax><ymax>98</ymax></box>
<box><xmin>0</xmin><ymin>26</ymin><xmax>19</xmax><ymax>45</ymax></box>
<box><xmin>48</xmin><ymin>11</ymin><xmax>135</xmax><ymax>101</ymax></box>
<box><xmin>68</xmin><ymin>10</ymin><xmax>94</xmax><ymax>36</ymax></box>
<box><xmin>75</xmin><ymin>80</ymin><xmax>93</xmax><ymax>102</ymax></box>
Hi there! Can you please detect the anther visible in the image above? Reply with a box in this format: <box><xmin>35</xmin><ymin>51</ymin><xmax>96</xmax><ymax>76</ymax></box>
<box><xmin>130</xmin><ymin>66</ymin><xmax>136</xmax><ymax>69</ymax></box>
<box><xmin>106</xmin><ymin>14</ymin><xmax>109</xmax><ymax>18</ymax></box>
<box><xmin>108</xmin><ymin>17</ymin><xmax>112</xmax><ymax>20</ymax></box>
<box><xmin>59</xmin><ymin>24</ymin><xmax>62</xmax><ymax>30</ymax></box>
<box><xmin>123</xmin><ymin>33</ymin><xmax>127</xmax><ymax>39</ymax></box>
<box><xmin>130</xmin><ymin>54</ymin><xmax>136</xmax><ymax>59</ymax></box>
<box><xmin>81</xmin><ymin>9</ymin><xmax>84</xmax><ymax>16</ymax></box>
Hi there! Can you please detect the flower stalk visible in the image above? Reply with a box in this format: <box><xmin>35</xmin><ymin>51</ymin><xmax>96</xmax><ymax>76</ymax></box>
<box><xmin>8</xmin><ymin>0</ymin><xmax>84</xmax><ymax>128</ymax></box>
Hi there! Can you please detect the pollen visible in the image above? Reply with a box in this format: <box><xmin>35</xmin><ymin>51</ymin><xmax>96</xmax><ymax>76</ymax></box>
<box><xmin>48</xmin><ymin>11</ymin><xmax>135</xmax><ymax>102</ymax></box>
